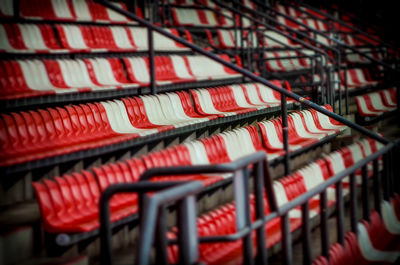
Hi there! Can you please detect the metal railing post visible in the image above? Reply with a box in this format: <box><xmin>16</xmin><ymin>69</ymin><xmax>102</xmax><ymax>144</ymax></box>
<box><xmin>281</xmin><ymin>93</ymin><xmax>290</xmax><ymax>176</ymax></box>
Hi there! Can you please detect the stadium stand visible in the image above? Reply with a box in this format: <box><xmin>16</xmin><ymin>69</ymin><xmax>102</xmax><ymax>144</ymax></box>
<box><xmin>0</xmin><ymin>0</ymin><xmax>399</xmax><ymax>265</ymax></box>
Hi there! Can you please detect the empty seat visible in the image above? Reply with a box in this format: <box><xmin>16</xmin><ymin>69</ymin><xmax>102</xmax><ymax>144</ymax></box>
<box><xmin>0</xmin><ymin>23</ymin><xmax>61</xmax><ymax>52</ymax></box>
<box><xmin>356</xmin><ymin>89</ymin><xmax>397</xmax><ymax>117</ymax></box>
<box><xmin>0</xmin><ymin>54</ymin><xmax>240</xmax><ymax>100</ymax></box>
<box><xmin>16</xmin><ymin>0</ymin><xmax>133</xmax><ymax>23</ymax></box>
<box><xmin>258</xmin><ymin>105</ymin><xmax>346</xmax><ymax>159</ymax></box>
<box><xmin>171</xmin><ymin>8</ymin><xmax>219</xmax><ymax>26</ymax></box>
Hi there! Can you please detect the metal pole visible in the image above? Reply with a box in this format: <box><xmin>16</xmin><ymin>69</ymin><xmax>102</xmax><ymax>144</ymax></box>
<box><xmin>361</xmin><ymin>165</ymin><xmax>370</xmax><ymax>221</ymax></box>
<box><xmin>281</xmin><ymin>93</ymin><xmax>290</xmax><ymax>176</ymax></box>
<box><xmin>349</xmin><ymin>173</ymin><xmax>358</xmax><ymax>234</ymax></box>
<box><xmin>98</xmin><ymin>1</ymin><xmax>390</xmax><ymax>145</ymax></box>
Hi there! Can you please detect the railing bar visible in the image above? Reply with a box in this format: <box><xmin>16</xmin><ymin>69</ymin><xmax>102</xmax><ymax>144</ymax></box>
<box><xmin>98</xmin><ymin>0</ymin><xmax>390</xmax><ymax>145</ymax></box>
<box><xmin>243</xmin><ymin>168</ymin><xmax>254</xmax><ymax>265</ymax></box>
<box><xmin>301</xmin><ymin>202</ymin><xmax>312</xmax><ymax>265</ymax></box>
<box><xmin>281</xmin><ymin>214</ymin><xmax>292</xmax><ymax>265</ymax></box>
<box><xmin>281</xmin><ymin>93</ymin><xmax>290</xmax><ymax>176</ymax></box>
<box><xmin>335</xmin><ymin>180</ymin><xmax>345</xmax><ymax>245</ymax></box>
<box><xmin>254</xmin><ymin>161</ymin><xmax>268</xmax><ymax>265</ymax></box>
<box><xmin>349</xmin><ymin>173</ymin><xmax>358</xmax><ymax>234</ymax></box>
<box><xmin>361</xmin><ymin>165</ymin><xmax>370</xmax><ymax>221</ymax></box>
<box><xmin>372</xmin><ymin>159</ymin><xmax>381</xmax><ymax>215</ymax></box>
<box><xmin>155</xmin><ymin>206</ymin><xmax>168</xmax><ymax>265</ymax></box>
<box><xmin>320</xmin><ymin>191</ymin><xmax>329</xmax><ymax>260</ymax></box>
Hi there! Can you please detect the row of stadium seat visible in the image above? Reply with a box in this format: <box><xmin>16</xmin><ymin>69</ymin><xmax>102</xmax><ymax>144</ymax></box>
<box><xmin>312</xmin><ymin>68</ymin><xmax>379</xmax><ymax>90</ymax></box>
<box><xmin>209</xmin><ymin>29</ymin><xmax>300</xmax><ymax>49</ymax></box>
<box><xmin>170</xmin><ymin>7</ymin><xmax>252</xmax><ymax>27</ymax></box>
<box><xmin>264</xmin><ymin>50</ymin><xmax>313</xmax><ymax>72</ymax></box>
<box><xmin>274</xmin><ymin>4</ymin><xmax>353</xmax><ymax>33</ymax></box>
<box><xmin>0</xmin><ymin>0</ymin><xmax>139</xmax><ymax>23</ymax></box>
<box><xmin>313</xmin><ymin>203</ymin><xmax>400</xmax><ymax>265</ymax></box>
<box><xmin>33</xmin><ymin>111</ymin><xmax>382</xmax><ymax>235</ymax></box>
<box><xmin>0</xmin><ymin>54</ymin><xmax>240</xmax><ymax>99</ymax></box>
<box><xmin>356</xmin><ymin>88</ymin><xmax>397</xmax><ymax>117</ymax></box>
<box><xmin>0</xmin><ymin>82</ymin><xmax>291</xmax><ymax>166</ymax></box>
<box><xmin>0</xmin><ymin>23</ymin><xmax>190</xmax><ymax>53</ymax></box>
<box><xmin>165</xmin><ymin>138</ymin><xmax>385</xmax><ymax>264</ymax></box>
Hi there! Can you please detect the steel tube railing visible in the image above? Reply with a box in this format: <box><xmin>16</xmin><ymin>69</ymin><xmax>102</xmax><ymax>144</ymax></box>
<box><xmin>98</xmin><ymin>0</ymin><xmax>390</xmax><ymax>145</ymax></box>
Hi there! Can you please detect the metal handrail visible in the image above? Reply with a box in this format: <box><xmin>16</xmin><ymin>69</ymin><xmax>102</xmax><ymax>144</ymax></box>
<box><xmin>100</xmin><ymin>151</ymin><xmax>270</xmax><ymax>265</ymax></box>
<box><xmin>97</xmin><ymin>0</ymin><xmax>390</xmax><ymax>145</ymax></box>
<box><xmin>295</xmin><ymin>1</ymin><xmax>396</xmax><ymax>50</ymax></box>
<box><xmin>250</xmin><ymin>0</ymin><xmax>398</xmax><ymax>72</ymax></box>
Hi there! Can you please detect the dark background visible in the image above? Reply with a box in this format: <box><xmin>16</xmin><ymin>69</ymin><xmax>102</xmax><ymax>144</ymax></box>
<box><xmin>306</xmin><ymin>0</ymin><xmax>399</xmax><ymax>45</ymax></box>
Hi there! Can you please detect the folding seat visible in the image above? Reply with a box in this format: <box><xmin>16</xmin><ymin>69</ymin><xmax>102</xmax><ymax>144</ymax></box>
<box><xmin>171</xmin><ymin>8</ymin><xmax>219</xmax><ymax>26</ymax></box>
<box><xmin>0</xmin><ymin>114</ymin><xmax>27</xmax><ymax>160</ymax></box>
<box><xmin>308</xmin><ymin>105</ymin><xmax>346</xmax><ymax>132</ymax></box>
<box><xmin>175</xmin><ymin>91</ymin><xmax>217</xmax><ymax>121</ymax></box>
<box><xmin>239</xmin><ymin>83</ymin><xmax>272</xmax><ymax>108</ymax></box>
<box><xmin>256</xmin><ymin>81</ymin><xmax>290</xmax><ymax>105</ymax></box>
<box><xmin>242</xmin><ymin>0</ymin><xmax>256</xmax><ymax>9</ymax></box>
<box><xmin>0</xmin><ymin>24</ymin><xmax>20</xmax><ymax>52</ymax></box>
<box><xmin>357</xmin><ymin>212</ymin><xmax>400</xmax><ymax>263</ymax></box>
<box><xmin>272</xmin><ymin>180</ymin><xmax>306</xmax><ymax>228</ymax></box>
<box><xmin>70</xmin><ymin>0</ymin><xmax>131</xmax><ymax>23</ymax></box>
<box><xmin>190</xmin><ymin>89</ymin><xmax>235</xmax><ymax>117</ymax></box>
<box><xmin>32</xmin><ymin>181</ymin><xmax>99</xmax><ymax>233</ymax></box>
<box><xmin>121</xmin><ymin>97</ymin><xmax>172</xmax><ymax>132</ymax></box>
<box><xmin>312</xmin><ymin>241</ymin><xmax>356</xmax><ymax>265</ymax></box>
<box><xmin>275</xmin><ymin>14</ymin><xmax>306</xmax><ymax>30</ymax></box>
<box><xmin>288</xmin><ymin>112</ymin><xmax>328</xmax><ymax>140</ymax></box>
<box><xmin>356</xmin><ymin>91</ymin><xmax>396</xmax><ymax>117</ymax></box>
<box><xmin>15</xmin><ymin>59</ymin><xmax>59</xmax><ymax>93</ymax></box>
<box><xmin>54</xmin><ymin>176</ymin><xmax>97</xmax><ymax>223</ymax></box>
<box><xmin>218</xmin><ymin>10</ymin><xmax>252</xmax><ymax>27</ymax></box>
<box><xmin>302</xmin><ymin>18</ymin><xmax>328</xmax><ymax>31</ymax></box>
<box><xmin>279</xmin><ymin>172</ymin><xmax>323</xmax><ymax>217</ymax></box>
<box><xmin>0</xmin><ymin>23</ymin><xmax>60</xmax><ymax>52</ymax></box>
<box><xmin>263</xmin><ymin>30</ymin><xmax>299</xmax><ymax>48</ymax></box>
<box><xmin>257</xmin><ymin>120</ymin><xmax>290</xmax><ymax>158</ymax></box>
<box><xmin>19</xmin><ymin>0</ymin><xmax>75</xmax><ymax>20</ymax></box>
<box><xmin>185</xmin><ymin>55</ymin><xmax>240</xmax><ymax>80</ymax></box>
<box><xmin>92</xmin><ymin>166</ymin><xmax>137</xmax><ymax>219</ymax></box>
<box><xmin>200</xmin><ymin>136</ymin><xmax>230</xmax><ymax>165</ymax></box>
<box><xmin>380</xmin><ymin>88</ymin><xmax>397</xmax><ymax>108</ymax></box>
<box><xmin>345</xmin><ymin>48</ymin><xmax>380</xmax><ymax>64</ymax></box>
<box><xmin>44</xmin><ymin>177</ymin><xmax>96</xmax><ymax>225</ymax></box>
<box><xmin>16</xmin><ymin>24</ymin><xmax>56</xmax><ymax>52</ymax></box>
<box><xmin>56</xmin><ymin>25</ymin><xmax>92</xmax><ymax>51</ymax></box>
<box><xmin>286</xmin><ymin>50</ymin><xmax>308</xmax><ymax>70</ymax></box>
<box><xmin>140</xmin><ymin>95</ymin><xmax>179</xmax><ymax>129</ymax></box>
<box><xmin>153</xmin><ymin>94</ymin><xmax>196</xmax><ymax>128</ymax></box>
<box><xmin>381</xmin><ymin>200</ymin><xmax>400</xmax><ymax>236</ymax></box>
<box><xmin>216</xmin><ymin>30</ymin><xmax>258</xmax><ymax>49</ymax></box>
<box><xmin>228</xmin><ymin>84</ymin><xmax>267</xmax><ymax>110</ymax></box>
<box><xmin>298</xmin><ymin>161</ymin><xmax>339</xmax><ymax>202</ymax></box>
<box><xmin>216</xmin><ymin>30</ymin><xmax>237</xmax><ymax>49</ymax></box>
<box><xmin>285</xmin><ymin>117</ymin><xmax>319</xmax><ymax>146</ymax></box>
<box><xmin>99</xmin><ymin>100</ymin><xmax>153</xmax><ymax>137</ymax></box>
<box><xmin>0</xmin><ymin>0</ymin><xmax>13</xmax><ymax>17</ymax></box>
<box><xmin>299</xmin><ymin>109</ymin><xmax>338</xmax><ymax>135</ymax></box>
<box><xmin>264</xmin><ymin>52</ymin><xmax>285</xmax><ymax>72</ymax></box>
<box><xmin>127</xmin><ymin>27</ymin><xmax>188</xmax><ymax>51</ymax></box>
<box><xmin>184</xmin><ymin>141</ymin><xmax>211</xmax><ymax>165</ymax></box>
<box><xmin>214</xmin><ymin>86</ymin><xmax>257</xmax><ymax>114</ymax></box>
<box><xmin>83</xmin><ymin>58</ymin><xmax>131</xmax><ymax>88</ymax></box>
<box><xmin>158</xmin><ymin>93</ymin><xmax>210</xmax><ymax>126</ymax></box>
